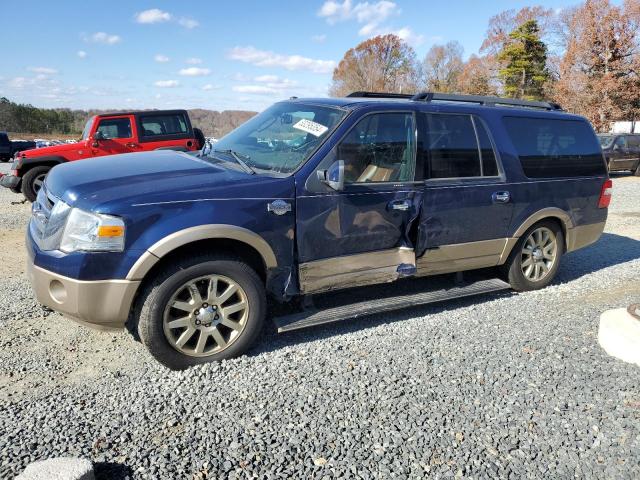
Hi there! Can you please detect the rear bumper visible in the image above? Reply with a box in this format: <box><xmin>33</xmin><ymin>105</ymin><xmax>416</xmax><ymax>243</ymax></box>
<box><xmin>27</xmin><ymin>262</ymin><xmax>139</xmax><ymax>330</ymax></box>
<box><xmin>566</xmin><ymin>221</ymin><xmax>606</xmax><ymax>253</ymax></box>
<box><xmin>0</xmin><ymin>174</ymin><xmax>20</xmax><ymax>190</ymax></box>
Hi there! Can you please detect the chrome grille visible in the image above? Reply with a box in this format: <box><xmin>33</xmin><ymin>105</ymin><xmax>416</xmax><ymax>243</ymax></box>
<box><xmin>30</xmin><ymin>185</ymin><xmax>70</xmax><ymax>250</ymax></box>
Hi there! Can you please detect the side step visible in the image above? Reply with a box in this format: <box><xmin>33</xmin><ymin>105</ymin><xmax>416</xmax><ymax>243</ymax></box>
<box><xmin>274</xmin><ymin>278</ymin><xmax>511</xmax><ymax>333</ymax></box>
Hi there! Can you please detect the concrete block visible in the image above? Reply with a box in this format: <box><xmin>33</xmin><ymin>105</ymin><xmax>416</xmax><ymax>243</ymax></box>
<box><xmin>16</xmin><ymin>457</ymin><xmax>94</xmax><ymax>480</ymax></box>
<box><xmin>598</xmin><ymin>307</ymin><xmax>640</xmax><ymax>367</ymax></box>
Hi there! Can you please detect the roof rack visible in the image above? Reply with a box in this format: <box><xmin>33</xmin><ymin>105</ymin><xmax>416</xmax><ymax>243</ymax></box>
<box><xmin>346</xmin><ymin>91</ymin><xmax>414</xmax><ymax>99</ymax></box>
<box><xmin>411</xmin><ymin>92</ymin><xmax>563</xmax><ymax>111</ymax></box>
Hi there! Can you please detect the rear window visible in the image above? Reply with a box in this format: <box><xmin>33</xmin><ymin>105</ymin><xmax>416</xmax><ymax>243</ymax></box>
<box><xmin>504</xmin><ymin>117</ymin><xmax>606</xmax><ymax>177</ymax></box>
<box><xmin>140</xmin><ymin>113</ymin><xmax>188</xmax><ymax>136</ymax></box>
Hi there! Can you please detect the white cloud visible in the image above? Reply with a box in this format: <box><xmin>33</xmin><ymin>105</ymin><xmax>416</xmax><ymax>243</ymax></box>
<box><xmin>202</xmin><ymin>84</ymin><xmax>222</xmax><ymax>91</ymax></box>
<box><xmin>392</xmin><ymin>27</ymin><xmax>425</xmax><ymax>46</ymax></box>
<box><xmin>318</xmin><ymin>0</ymin><xmax>398</xmax><ymax>37</ymax></box>
<box><xmin>232</xmin><ymin>85</ymin><xmax>277</xmax><ymax>94</ymax></box>
<box><xmin>154</xmin><ymin>80</ymin><xmax>179</xmax><ymax>88</ymax></box>
<box><xmin>254</xmin><ymin>74</ymin><xmax>279</xmax><ymax>83</ymax></box>
<box><xmin>154</xmin><ymin>54</ymin><xmax>170</xmax><ymax>62</ymax></box>
<box><xmin>77</xmin><ymin>50</ymin><xmax>87</xmax><ymax>59</ymax></box>
<box><xmin>228</xmin><ymin>46</ymin><xmax>335</xmax><ymax>74</ymax></box>
<box><xmin>85</xmin><ymin>32</ymin><xmax>121</xmax><ymax>45</ymax></box>
<box><xmin>28</xmin><ymin>67</ymin><xmax>58</xmax><ymax>74</ymax></box>
<box><xmin>185</xmin><ymin>57</ymin><xmax>202</xmax><ymax>64</ymax></box>
<box><xmin>178</xmin><ymin>67</ymin><xmax>210</xmax><ymax>76</ymax></box>
<box><xmin>178</xmin><ymin>17</ymin><xmax>199</xmax><ymax>29</ymax></box>
<box><xmin>312</xmin><ymin>34</ymin><xmax>327</xmax><ymax>43</ymax></box>
<box><xmin>135</xmin><ymin>8</ymin><xmax>172</xmax><ymax>24</ymax></box>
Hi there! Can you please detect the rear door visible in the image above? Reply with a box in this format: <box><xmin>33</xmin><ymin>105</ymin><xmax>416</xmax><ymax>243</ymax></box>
<box><xmin>415</xmin><ymin>112</ymin><xmax>513</xmax><ymax>275</ymax></box>
<box><xmin>136</xmin><ymin>111</ymin><xmax>196</xmax><ymax>152</ymax></box>
<box><xmin>92</xmin><ymin>115</ymin><xmax>137</xmax><ymax>157</ymax></box>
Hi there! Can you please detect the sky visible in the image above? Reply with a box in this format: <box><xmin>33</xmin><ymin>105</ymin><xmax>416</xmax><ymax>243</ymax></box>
<box><xmin>0</xmin><ymin>0</ymin><xmax>613</xmax><ymax>112</ymax></box>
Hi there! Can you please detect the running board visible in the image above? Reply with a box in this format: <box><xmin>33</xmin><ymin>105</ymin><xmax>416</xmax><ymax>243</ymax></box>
<box><xmin>274</xmin><ymin>278</ymin><xmax>511</xmax><ymax>333</ymax></box>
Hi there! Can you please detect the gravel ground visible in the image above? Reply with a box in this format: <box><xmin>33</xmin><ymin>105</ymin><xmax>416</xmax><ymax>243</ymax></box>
<box><xmin>0</xmin><ymin>163</ymin><xmax>638</xmax><ymax>479</ymax></box>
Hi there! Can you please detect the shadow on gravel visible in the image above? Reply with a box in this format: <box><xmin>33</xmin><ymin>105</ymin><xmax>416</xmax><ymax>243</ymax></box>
<box><xmin>255</xmin><ymin>274</ymin><xmax>514</xmax><ymax>355</ymax></box>
<box><xmin>558</xmin><ymin>233</ymin><xmax>640</xmax><ymax>283</ymax></box>
<box><xmin>94</xmin><ymin>462</ymin><xmax>133</xmax><ymax>479</ymax></box>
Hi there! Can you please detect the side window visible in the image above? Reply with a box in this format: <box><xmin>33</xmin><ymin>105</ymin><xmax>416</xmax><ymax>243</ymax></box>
<box><xmin>96</xmin><ymin>118</ymin><xmax>132</xmax><ymax>139</ymax></box>
<box><xmin>424</xmin><ymin>114</ymin><xmax>483</xmax><ymax>178</ymax></box>
<box><xmin>503</xmin><ymin>116</ymin><xmax>606</xmax><ymax>178</ymax></box>
<box><xmin>140</xmin><ymin>114</ymin><xmax>188</xmax><ymax>136</ymax></box>
<box><xmin>337</xmin><ymin>112</ymin><xmax>416</xmax><ymax>184</ymax></box>
<box><xmin>614</xmin><ymin>136</ymin><xmax>628</xmax><ymax>149</ymax></box>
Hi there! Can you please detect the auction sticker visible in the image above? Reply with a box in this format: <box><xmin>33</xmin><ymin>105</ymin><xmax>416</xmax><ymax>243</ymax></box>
<box><xmin>293</xmin><ymin>119</ymin><xmax>328</xmax><ymax>137</ymax></box>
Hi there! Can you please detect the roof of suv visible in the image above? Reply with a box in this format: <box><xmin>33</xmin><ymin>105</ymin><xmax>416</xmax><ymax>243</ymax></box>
<box><xmin>288</xmin><ymin>92</ymin><xmax>578</xmax><ymax>118</ymax></box>
<box><xmin>93</xmin><ymin>109</ymin><xmax>188</xmax><ymax>118</ymax></box>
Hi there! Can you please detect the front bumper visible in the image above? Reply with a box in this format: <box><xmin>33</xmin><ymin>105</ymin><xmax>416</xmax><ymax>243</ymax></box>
<box><xmin>27</xmin><ymin>261</ymin><xmax>140</xmax><ymax>330</ymax></box>
<box><xmin>0</xmin><ymin>174</ymin><xmax>21</xmax><ymax>190</ymax></box>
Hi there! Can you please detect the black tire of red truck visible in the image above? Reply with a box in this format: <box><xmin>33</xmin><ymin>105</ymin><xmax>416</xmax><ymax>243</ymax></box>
<box><xmin>21</xmin><ymin>165</ymin><xmax>51</xmax><ymax>202</ymax></box>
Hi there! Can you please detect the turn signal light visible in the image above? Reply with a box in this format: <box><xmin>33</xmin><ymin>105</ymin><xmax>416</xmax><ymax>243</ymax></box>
<box><xmin>97</xmin><ymin>225</ymin><xmax>124</xmax><ymax>237</ymax></box>
<box><xmin>598</xmin><ymin>179</ymin><xmax>613</xmax><ymax>209</ymax></box>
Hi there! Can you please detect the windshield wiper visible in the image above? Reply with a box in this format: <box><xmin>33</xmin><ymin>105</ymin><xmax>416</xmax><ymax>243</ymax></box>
<box><xmin>213</xmin><ymin>149</ymin><xmax>255</xmax><ymax>175</ymax></box>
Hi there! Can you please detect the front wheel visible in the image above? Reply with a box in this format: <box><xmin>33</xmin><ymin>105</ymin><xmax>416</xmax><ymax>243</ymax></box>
<box><xmin>136</xmin><ymin>255</ymin><xmax>266</xmax><ymax>370</ymax></box>
<box><xmin>21</xmin><ymin>165</ymin><xmax>50</xmax><ymax>202</ymax></box>
<box><xmin>502</xmin><ymin>220</ymin><xmax>564</xmax><ymax>291</ymax></box>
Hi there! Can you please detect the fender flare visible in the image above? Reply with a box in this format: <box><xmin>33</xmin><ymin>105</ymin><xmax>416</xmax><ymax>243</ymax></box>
<box><xmin>18</xmin><ymin>155</ymin><xmax>66</xmax><ymax>170</ymax></box>
<box><xmin>126</xmin><ymin>224</ymin><xmax>278</xmax><ymax>281</ymax></box>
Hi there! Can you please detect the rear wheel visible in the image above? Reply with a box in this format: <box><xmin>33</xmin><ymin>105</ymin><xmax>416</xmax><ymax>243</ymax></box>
<box><xmin>502</xmin><ymin>220</ymin><xmax>564</xmax><ymax>291</ymax></box>
<box><xmin>21</xmin><ymin>165</ymin><xmax>50</xmax><ymax>202</ymax></box>
<box><xmin>136</xmin><ymin>255</ymin><xmax>266</xmax><ymax>370</ymax></box>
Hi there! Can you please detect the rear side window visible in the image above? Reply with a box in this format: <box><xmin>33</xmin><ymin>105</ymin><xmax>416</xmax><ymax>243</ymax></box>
<box><xmin>423</xmin><ymin>113</ymin><xmax>499</xmax><ymax>179</ymax></box>
<box><xmin>140</xmin><ymin>113</ymin><xmax>188</xmax><ymax>136</ymax></box>
<box><xmin>628</xmin><ymin>136</ymin><xmax>640</xmax><ymax>148</ymax></box>
<box><xmin>97</xmin><ymin>118</ymin><xmax>132</xmax><ymax>139</ymax></box>
<box><xmin>503</xmin><ymin>117</ymin><xmax>606</xmax><ymax>177</ymax></box>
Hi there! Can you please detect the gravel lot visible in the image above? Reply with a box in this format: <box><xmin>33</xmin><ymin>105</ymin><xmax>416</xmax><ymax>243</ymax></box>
<box><xmin>0</xmin><ymin>163</ymin><xmax>638</xmax><ymax>479</ymax></box>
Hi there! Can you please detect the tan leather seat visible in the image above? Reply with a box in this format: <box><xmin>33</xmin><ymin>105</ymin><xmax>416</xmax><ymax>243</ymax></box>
<box><xmin>356</xmin><ymin>164</ymin><xmax>394</xmax><ymax>182</ymax></box>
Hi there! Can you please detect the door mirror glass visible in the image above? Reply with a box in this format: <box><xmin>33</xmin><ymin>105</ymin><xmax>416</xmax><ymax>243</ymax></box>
<box><xmin>320</xmin><ymin>159</ymin><xmax>344</xmax><ymax>191</ymax></box>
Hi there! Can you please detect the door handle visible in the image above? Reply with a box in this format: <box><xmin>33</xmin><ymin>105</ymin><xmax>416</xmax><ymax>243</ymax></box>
<box><xmin>126</xmin><ymin>142</ymin><xmax>138</xmax><ymax>148</ymax></box>
<box><xmin>388</xmin><ymin>199</ymin><xmax>411</xmax><ymax>211</ymax></box>
<box><xmin>492</xmin><ymin>191</ymin><xmax>511</xmax><ymax>203</ymax></box>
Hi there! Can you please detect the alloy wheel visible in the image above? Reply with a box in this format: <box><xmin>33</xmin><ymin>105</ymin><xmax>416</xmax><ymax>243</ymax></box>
<box><xmin>33</xmin><ymin>173</ymin><xmax>47</xmax><ymax>193</ymax></box>
<box><xmin>521</xmin><ymin>226</ymin><xmax>557</xmax><ymax>282</ymax></box>
<box><xmin>163</xmin><ymin>274</ymin><xmax>249</xmax><ymax>357</ymax></box>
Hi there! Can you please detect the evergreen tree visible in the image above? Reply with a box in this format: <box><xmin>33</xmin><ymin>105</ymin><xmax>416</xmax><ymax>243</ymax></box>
<box><xmin>498</xmin><ymin>20</ymin><xmax>550</xmax><ymax>100</ymax></box>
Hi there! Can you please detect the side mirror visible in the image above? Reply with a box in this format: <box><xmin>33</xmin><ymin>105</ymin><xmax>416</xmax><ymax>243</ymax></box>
<box><xmin>317</xmin><ymin>159</ymin><xmax>345</xmax><ymax>191</ymax></box>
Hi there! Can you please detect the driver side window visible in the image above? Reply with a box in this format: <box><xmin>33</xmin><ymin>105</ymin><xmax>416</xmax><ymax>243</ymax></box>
<box><xmin>337</xmin><ymin>112</ymin><xmax>416</xmax><ymax>183</ymax></box>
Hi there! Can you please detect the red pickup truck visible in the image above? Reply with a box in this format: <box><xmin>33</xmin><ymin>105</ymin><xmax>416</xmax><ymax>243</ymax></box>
<box><xmin>1</xmin><ymin>109</ymin><xmax>204</xmax><ymax>201</ymax></box>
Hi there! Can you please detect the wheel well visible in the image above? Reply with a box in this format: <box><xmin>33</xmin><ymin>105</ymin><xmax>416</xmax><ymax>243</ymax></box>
<box><xmin>142</xmin><ymin>238</ymin><xmax>267</xmax><ymax>285</ymax></box>
<box><xmin>531</xmin><ymin>216</ymin><xmax>568</xmax><ymax>251</ymax></box>
<box><xmin>20</xmin><ymin>161</ymin><xmax>61</xmax><ymax>175</ymax></box>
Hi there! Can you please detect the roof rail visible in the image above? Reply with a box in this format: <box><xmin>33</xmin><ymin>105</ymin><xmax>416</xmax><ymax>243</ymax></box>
<box><xmin>411</xmin><ymin>92</ymin><xmax>563</xmax><ymax>111</ymax></box>
<box><xmin>347</xmin><ymin>91</ymin><xmax>414</xmax><ymax>99</ymax></box>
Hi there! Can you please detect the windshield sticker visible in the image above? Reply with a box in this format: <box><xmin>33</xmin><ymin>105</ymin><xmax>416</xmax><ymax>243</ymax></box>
<box><xmin>292</xmin><ymin>119</ymin><xmax>328</xmax><ymax>137</ymax></box>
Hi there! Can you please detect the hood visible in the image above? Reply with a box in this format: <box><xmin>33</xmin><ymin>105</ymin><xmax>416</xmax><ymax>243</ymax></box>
<box><xmin>22</xmin><ymin>141</ymin><xmax>83</xmax><ymax>157</ymax></box>
<box><xmin>45</xmin><ymin>150</ymin><xmax>293</xmax><ymax>212</ymax></box>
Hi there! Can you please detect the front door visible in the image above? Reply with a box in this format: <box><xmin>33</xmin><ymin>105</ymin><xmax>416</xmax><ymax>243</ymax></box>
<box><xmin>416</xmin><ymin>112</ymin><xmax>514</xmax><ymax>275</ymax></box>
<box><xmin>296</xmin><ymin>111</ymin><xmax>422</xmax><ymax>294</ymax></box>
<box><xmin>92</xmin><ymin>115</ymin><xmax>137</xmax><ymax>157</ymax></box>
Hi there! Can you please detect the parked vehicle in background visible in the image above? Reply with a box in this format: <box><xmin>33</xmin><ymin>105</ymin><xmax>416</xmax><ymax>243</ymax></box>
<box><xmin>598</xmin><ymin>133</ymin><xmax>640</xmax><ymax>175</ymax></box>
<box><xmin>1</xmin><ymin>110</ymin><xmax>205</xmax><ymax>201</ymax></box>
<box><xmin>0</xmin><ymin>132</ymin><xmax>11</xmax><ymax>162</ymax></box>
<box><xmin>26</xmin><ymin>92</ymin><xmax>610</xmax><ymax>369</ymax></box>
<box><xmin>0</xmin><ymin>133</ymin><xmax>37</xmax><ymax>162</ymax></box>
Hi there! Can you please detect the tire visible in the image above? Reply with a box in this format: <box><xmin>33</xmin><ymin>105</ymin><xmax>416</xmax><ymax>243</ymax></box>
<box><xmin>21</xmin><ymin>165</ymin><xmax>50</xmax><ymax>202</ymax></box>
<box><xmin>502</xmin><ymin>220</ymin><xmax>564</xmax><ymax>292</ymax></box>
<box><xmin>136</xmin><ymin>254</ymin><xmax>266</xmax><ymax>370</ymax></box>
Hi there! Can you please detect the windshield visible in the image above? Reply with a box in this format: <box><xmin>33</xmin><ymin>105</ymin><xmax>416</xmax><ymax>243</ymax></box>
<box><xmin>206</xmin><ymin>102</ymin><xmax>347</xmax><ymax>174</ymax></box>
<box><xmin>598</xmin><ymin>135</ymin><xmax>615</xmax><ymax>148</ymax></box>
<box><xmin>81</xmin><ymin>116</ymin><xmax>95</xmax><ymax>140</ymax></box>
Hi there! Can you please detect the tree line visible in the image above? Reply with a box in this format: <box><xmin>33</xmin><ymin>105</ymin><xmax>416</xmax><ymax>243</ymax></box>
<box><xmin>330</xmin><ymin>0</ymin><xmax>640</xmax><ymax>132</ymax></box>
<box><xmin>0</xmin><ymin>97</ymin><xmax>256</xmax><ymax>138</ymax></box>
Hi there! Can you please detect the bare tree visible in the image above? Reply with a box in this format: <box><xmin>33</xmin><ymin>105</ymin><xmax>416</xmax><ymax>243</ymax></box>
<box><xmin>330</xmin><ymin>34</ymin><xmax>419</xmax><ymax>97</ymax></box>
<box><xmin>457</xmin><ymin>55</ymin><xmax>499</xmax><ymax>96</ymax></box>
<box><xmin>422</xmin><ymin>41</ymin><xmax>464</xmax><ymax>92</ymax></box>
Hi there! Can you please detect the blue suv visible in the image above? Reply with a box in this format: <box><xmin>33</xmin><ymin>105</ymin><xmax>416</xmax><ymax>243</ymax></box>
<box><xmin>26</xmin><ymin>92</ymin><xmax>611</xmax><ymax>369</ymax></box>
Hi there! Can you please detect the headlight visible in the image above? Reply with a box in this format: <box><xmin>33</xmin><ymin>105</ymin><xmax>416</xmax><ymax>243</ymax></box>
<box><xmin>59</xmin><ymin>208</ymin><xmax>126</xmax><ymax>253</ymax></box>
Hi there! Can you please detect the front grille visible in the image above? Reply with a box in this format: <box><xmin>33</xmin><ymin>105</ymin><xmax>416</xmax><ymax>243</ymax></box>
<box><xmin>30</xmin><ymin>185</ymin><xmax>70</xmax><ymax>250</ymax></box>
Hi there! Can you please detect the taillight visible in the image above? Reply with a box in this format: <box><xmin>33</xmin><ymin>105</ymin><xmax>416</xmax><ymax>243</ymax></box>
<box><xmin>598</xmin><ymin>179</ymin><xmax>613</xmax><ymax>208</ymax></box>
